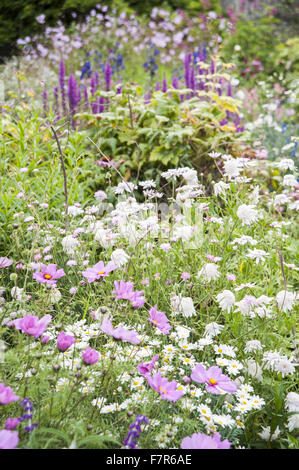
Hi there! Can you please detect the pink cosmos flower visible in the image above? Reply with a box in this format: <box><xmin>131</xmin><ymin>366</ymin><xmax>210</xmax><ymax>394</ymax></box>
<box><xmin>5</xmin><ymin>418</ymin><xmax>20</xmax><ymax>430</ymax></box>
<box><xmin>10</xmin><ymin>314</ymin><xmax>52</xmax><ymax>338</ymax></box>
<box><xmin>181</xmin><ymin>432</ymin><xmax>231</xmax><ymax>449</ymax></box>
<box><xmin>137</xmin><ymin>355</ymin><xmax>159</xmax><ymax>376</ymax></box>
<box><xmin>82</xmin><ymin>346</ymin><xmax>99</xmax><ymax>365</ymax></box>
<box><xmin>82</xmin><ymin>260</ymin><xmax>117</xmax><ymax>283</ymax></box>
<box><xmin>112</xmin><ymin>280</ymin><xmax>145</xmax><ymax>308</ymax></box>
<box><xmin>146</xmin><ymin>371</ymin><xmax>184</xmax><ymax>402</ymax></box>
<box><xmin>148</xmin><ymin>305</ymin><xmax>171</xmax><ymax>335</ymax></box>
<box><xmin>0</xmin><ymin>429</ymin><xmax>19</xmax><ymax>449</ymax></box>
<box><xmin>191</xmin><ymin>363</ymin><xmax>237</xmax><ymax>395</ymax></box>
<box><xmin>33</xmin><ymin>264</ymin><xmax>65</xmax><ymax>285</ymax></box>
<box><xmin>0</xmin><ymin>384</ymin><xmax>20</xmax><ymax>405</ymax></box>
<box><xmin>0</xmin><ymin>257</ymin><xmax>13</xmax><ymax>269</ymax></box>
<box><xmin>57</xmin><ymin>331</ymin><xmax>76</xmax><ymax>352</ymax></box>
<box><xmin>100</xmin><ymin>317</ymin><xmax>141</xmax><ymax>345</ymax></box>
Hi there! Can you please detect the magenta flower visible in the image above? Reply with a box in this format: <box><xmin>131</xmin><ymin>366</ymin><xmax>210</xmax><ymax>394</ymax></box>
<box><xmin>148</xmin><ymin>305</ymin><xmax>171</xmax><ymax>335</ymax></box>
<box><xmin>100</xmin><ymin>318</ymin><xmax>141</xmax><ymax>345</ymax></box>
<box><xmin>0</xmin><ymin>257</ymin><xmax>13</xmax><ymax>269</ymax></box>
<box><xmin>0</xmin><ymin>384</ymin><xmax>20</xmax><ymax>405</ymax></box>
<box><xmin>82</xmin><ymin>260</ymin><xmax>117</xmax><ymax>283</ymax></box>
<box><xmin>5</xmin><ymin>418</ymin><xmax>20</xmax><ymax>430</ymax></box>
<box><xmin>10</xmin><ymin>314</ymin><xmax>52</xmax><ymax>338</ymax></box>
<box><xmin>181</xmin><ymin>432</ymin><xmax>231</xmax><ymax>449</ymax></box>
<box><xmin>33</xmin><ymin>264</ymin><xmax>65</xmax><ymax>285</ymax></box>
<box><xmin>137</xmin><ymin>355</ymin><xmax>159</xmax><ymax>376</ymax></box>
<box><xmin>146</xmin><ymin>371</ymin><xmax>184</xmax><ymax>402</ymax></box>
<box><xmin>112</xmin><ymin>280</ymin><xmax>145</xmax><ymax>308</ymax></box>
<box><xmin>82</xmin><ymin>346</ymin><xmax>99</xmax><ymax>365</ymax></box>
<box><xmin>191</xmin><ymin>363</ymin><xmax>237</xmax><ymax>395</ymax></box>
<box><xmin>0</xmin><ymin>429</ymin><xmax>19</xmax><ymax>449</ymax></box>
<box><xmin>57</xmin><ymin>331</ymin><xmax>76</xmax><ymax>352</ymax></box>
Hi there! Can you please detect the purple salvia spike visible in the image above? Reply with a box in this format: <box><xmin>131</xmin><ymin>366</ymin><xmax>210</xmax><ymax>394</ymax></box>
<box><xmin>68</xmin><ymin>73</ymin><xmax>77</xmax><ymax>126</ymax></box>
<box><xmin>59</xmin><ymin>60</ymin><xmax>67</xmax><ymax>116</ymax></box>
<box><xmin>53</xmin><ymin>86</ymin><xmax>60</xmax><ymax>121</ymax></box>
<box><xmin>162</xmin><ymin>74</ymin><xmax>167</xmax><ymax>93</ymax></box>
<box><xmin>155</xmin><ymin>81</ymin><xmax>160</xmax><ymax>91</ymax></box>
<box><xmin>104</xmin><ymin>61</ymin><xmax>112</xmax><ymax>91</ymax></box>
<box><xmin>172</xmin><ymin>76</ymin><xmax>179</xmax><ymax>89</ymax></box>
<box><xmin>210</xmin><ymin>59</ymin><xmax>215</xmax><ymax>74</ymax></box>
<box><xmin>184</xmin><ymin>53</ymin><xmax>192</xmax><ymax>89</ymax></box>
<box><xmin>42</xmin><ymin>88</ymin><xmax>48</xmax><ymax>116</ymax></box>
<box><xmin>99</xmin><ymin>96</ymin><xmax>105</xmax><ymax>113</ymax></box>
<box><xmin>227</xmin><ymin>82</ymin><xmax>232</xmax><ymax>97</ymax></box>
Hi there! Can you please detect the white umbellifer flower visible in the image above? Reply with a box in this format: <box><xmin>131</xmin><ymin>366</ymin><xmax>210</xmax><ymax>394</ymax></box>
<box><xmin>214</xmin><ymin>181</ymin><xmax>230</xmax><ymax>197</ymax></box>
<box><xmin>286</xmin><ymin>413</ymin><xmax>299</xmax><ymax>432</ymax></box>
<box><xmin>223</xmin><ymin>158</ymin><xmax>242</xmax><ymax>179</ymax></box>
<box><xmin>286</xmin><ymin>392</ymin><xmax>299</xmax><ymax>411</ymax></box>
<box><xmin>94</xmin><ymin>228</ymin><xmax>117</xmax><ymax>249</ymax></box>
<box><xmin>216</xmin><ymin>290</ymin><xmax>235</xmax><ymax>312</ymax></box>
<box><xmin>62</xmin><ymin>235</ymin><xmax>80</xmax><ymax>255</ymax></box>
<box><xmin>246</xmin><ymin>359</ymin><xmax>263</xmax><ymax>382</ymax></box>
<box><xmin>246</xmin><ymin>248</ymin><xmax>269</xmax><ymax>264</ymax></box>
<box><xmin>197</xmin><ymin>337</ymin><xmax>214</xmax><ymax>349</ymax></box>
<box><xmin>174</xmin><ymin>325</ymin><xmax>190</xmax><ymax>340</ymax></box>
<box><xmin>273</xmin><ymin>194</ymin><xmax>291</xmax><ymax>207</ymax></box>
<box><xmin>110</xmin><ymin>249</ymin><xmax>129</xmax><ymax>267</ymax></box>
<box><xmin>139</xmin><ymin>180</ymin><xmax>156</xmax><ymax>189</ymax></box>
<box><xmin>197</xmin><ymin>263</ymin><xmax>220</xmax><ymax>282</ymax></box>
<box><xmin>49</xmin><ymin>288</ymin><xmax>62</xmax><ymax>303</ymax></box>
<box><xmin>276</xmin><ymin>290</ymin><xmax>297</xmax><ymax>312</ymax></box>
<box><xmin>244</xmin><ymin>340</ymin><xmax>263</xmax><ymax>353</ymax></box>
<box><xmin>235</xmin><ymin>295</ymin><xmax>258</xmax><ymax>316</ymax></box>
<box><xmin>170</xmin><ymin>295</ymin><xmax>196</xmax><ymax>317</ymax></box>
<box><xmin>113</xmin><ymin>181</ymin><xmax>137</xmax><ymax>195</ymax></box>
<box><xmin>275</xmin><ymin>358</ymin><xmax>296</xmax><ymax>377</ymax></box>
<box><xmin>204</xmin><ymin>322</ymin><xmax>224</xmax><ymax>337</ymax></box>
<box><xmin>289</xmin><ymin>200</ymin><xmax>299</xmax><ymax>211</ymax></box>
<box><xmin>173</xmin><ymin>225</ymin><xmax>194</xmax><ymax>242</ymax></box>
<box><xmin>232</xmin><ymin>235</ymin><xmax>258</xmax><ymax>246</ymax></box>
<box><xmin>250</xmin><ymin>186</ymin><xmax>260</xmax><ymax>204</ymax></box>
<box><xmin>275</xmin><ymin>159</ymin><xmax>295</xmax><ymax>171</ymax></box>
<box><xmin>182</xmin><ymin>168</ymin><xmax>198</xmax><ymax>185</ymax></box>
<box><xmin>282</xmin><ymin>174</ymin><xmax>297</xmax><ymax>188</ymax></box>
<box><xmin>237</xmin><ymin>204</ymin><xmax>260</xmax><ymax>225</ymax></box>
<box><xmin>258</xmin><ymin>426</ymin><xmax>280</xmax><ymax>441</ymax></box>
<box><xmin>11</xmin><ymin>287</ymin><xmax>29</xmax><ymax>302</ymax></box>
<box><xmin>68</xmin><ymin>205</ymin><xmax>84</xmax><ymax>216</ymax></box>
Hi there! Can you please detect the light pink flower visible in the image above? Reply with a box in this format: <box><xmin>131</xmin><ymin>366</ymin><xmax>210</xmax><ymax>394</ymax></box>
<box><xmin>191</xmin><ymin>363</ymin><xmax>237</xmax><ymax>395</ymax></box>
<box><xmin>82</xmin><ymin>260</ymin><xmax>117</xmax><ymax>283</ymax></box>
<box><xmin>0</xmin><ymin>257</ymin><xmax>13</xmax><ymax>269</ymax></box>
<box><xmin>148</xmin><ymin>305</ymin><xmax>171</xmax><ymax>335</ymax></box>
<box><xmin>146</xmin><ymin>371</ymin><xmax>184</xmax><ymax>402</ymax></box>
<box><xmin>0</xmin><ymin>429</ymin><xmax>19</xmax><ymax>449</ymax></box>
<box><xmin>100</xmin><ymin>318</ymin><xmax>141</xmax><ymax>345</ymax></box>
<box><xmin>181</xmin><ymin>432</ymin><xmax>231</xmax><ymax>449</ymax></box>
<box><xmin>0</xmin><ymin>384</ymin><xmax>20</xmax><ymax>405</ymax></box>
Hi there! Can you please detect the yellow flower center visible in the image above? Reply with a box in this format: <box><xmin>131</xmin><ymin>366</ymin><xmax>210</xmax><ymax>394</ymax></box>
<box><xmin>209</xmin><ymin>378</ymin><xmax>217</xmax><ymax>385</ymax></box>
<box><xmin>44</xmin><ymin>274</ymin><xmax>52</xmax><ymax>279</ymax></box>
<box><xmin>97</xmin><ymin>270</ymin><xmax>105</xmax><ymax>275</ymax></box>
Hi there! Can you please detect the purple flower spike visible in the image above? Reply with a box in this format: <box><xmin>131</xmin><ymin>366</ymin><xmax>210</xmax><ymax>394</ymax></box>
<box><xmin>104</xmin><ymin>61</ymin><xmax>112</xmax><ymax>91</ymax></box>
